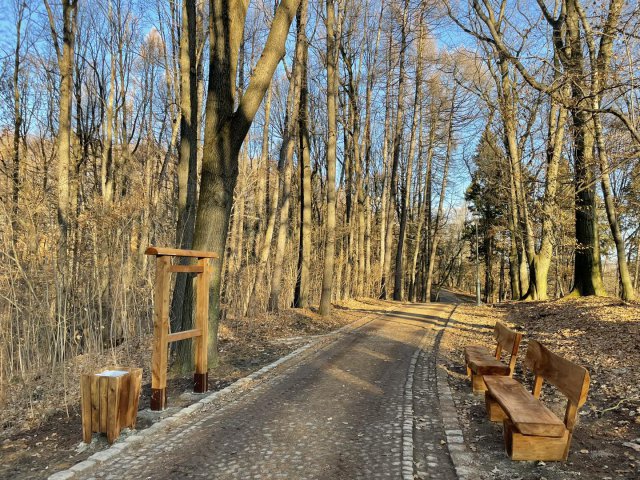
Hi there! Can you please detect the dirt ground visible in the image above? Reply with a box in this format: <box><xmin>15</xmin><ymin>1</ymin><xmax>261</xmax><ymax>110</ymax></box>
<box><xmin>440</xmin><ymin>294</ymin><xmax>640</xmax><ymax>480</ymax></box>
<box><xmin>0</xmin><ymin>298</ymin><xmax>390</xmax><ymax>480</ymax></box>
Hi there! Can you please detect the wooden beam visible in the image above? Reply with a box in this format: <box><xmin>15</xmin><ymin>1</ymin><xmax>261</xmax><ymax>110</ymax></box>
<box><xmin>167</xmin><ymin>328</ymin><xmax>202</xmax><ymax>342</ymax></box>
<box><xmin>151</xmin><ymin>255</ymin><xmax>171</xmax><ymax>410</ymax></box>
<box><xmin>145</xmin><ymin>246</ymin><xmax>219</xmax><ymax>259</ymax></box>
<box><xmin>194</xmin><ymin>257</ymin><xmax>211</xmax><ymax>393</ymax></box>
<box><xmin>168</xmin><ymin>264</ymin><xmax>205</xmax><ymax>273</ymax></box>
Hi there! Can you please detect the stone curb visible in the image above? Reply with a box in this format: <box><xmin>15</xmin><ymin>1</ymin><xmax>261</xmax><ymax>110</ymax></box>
<box><xmin>435</xmin><ymin>303</ymin><xmax>474</xmax><ymax>480</ymax></box>
<box><xmin>47</xmin><ymin>302</ymin><xmax>398</xmax><ymax>479</ymax></box>
<box><xmin>402</xmin><ymin>326</ymin><xmax>432</xmax><ymax>480</ymax></box>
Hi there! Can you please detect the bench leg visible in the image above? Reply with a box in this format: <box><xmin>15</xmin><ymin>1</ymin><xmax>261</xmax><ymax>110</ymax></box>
<box><xmin>485</xmin><ymin>391</ymin><xmax>507</xmax><ymax>421</ymax></box>
<box><xmin>471</xmin><ymin>373</ymin><xmax>487</xmax><ymax>393</ymax></box>
<box><xmin>503</xmin><ymin>419</ymin><xmax>569</xmax><ymax>461</ymax></box>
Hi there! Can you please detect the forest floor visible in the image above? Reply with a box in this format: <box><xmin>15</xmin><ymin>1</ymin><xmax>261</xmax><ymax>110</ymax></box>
<box><xmin>0</xmin><ymin>297</ymin><xmax>391</xmax><ymax>480</ymax></box>
<box><xmin>440</xmin><ymin>292</ymin><xmax>640</xmax><ymax>479</ymax></box>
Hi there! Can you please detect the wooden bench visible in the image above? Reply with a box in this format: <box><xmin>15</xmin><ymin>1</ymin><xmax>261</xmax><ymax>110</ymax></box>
<box><xmin>484</xmin><ymin>340</ymin><xmax>590</xmax><ymax>461</ymax></box>
<box><xmin>464</xmin><ymin>321</ymin><xmax>522</xmax><ymax>393</ymax></box>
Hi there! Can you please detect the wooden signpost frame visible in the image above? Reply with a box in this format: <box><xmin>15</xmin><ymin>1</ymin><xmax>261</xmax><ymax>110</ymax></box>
<box><xmin>145</xmin><ymin>246</ymin><xmax>218</xmax><ymax>411</ymax></box>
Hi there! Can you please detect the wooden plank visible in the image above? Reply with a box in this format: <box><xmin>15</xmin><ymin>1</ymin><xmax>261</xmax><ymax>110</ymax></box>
<box><xmin>524</xmin><ymin>340</ymin><xmax>590</xmax><ymax>407</ymax></box>
<box><xmin>485</xmin><ymin>376</ymin><xmax>566</xmax><ymax>437</ymax></box>
<box><xmin>151</xmin><ymin>255</ymin><xmax>171</xmax><ymax>410</ymax></box>
<box><xmin>493</xmin><ymin>322</ymin><xmax>522</xmax><ymax>356</ymax></box>
<box><xmin>118</xmin><ymin>373</ymin><xmax>130</xmax><ymax>430</ymax></box>
<box><xmin>167</xmin><ymin>328</ymin><xmax>202</xmax><ymax>343</ymax></box>
<box><xmin>145</xmin><ymin>246</ymin><xmax>219</xmax><ymax>259</ymax></box>
<box><xmin>99</xmin><ymin>376</ymin><xmax>109</xmax><ymax>433</ymax></box>
<box><xmin>127</xmin><ymin>368</ymin><xmax>142</xmax><ymax>428</ymax></box>
<box><xmin>493</xmin><ymin>321</ymin><xmax>516</xmax><ymax>350</ymax></box>
<box><xmin>106</xmin><ymin>376</ymin><xmax>121</xmax><ymax>444</ymax></box>
<box><xmin>80</xmin><ymin>375</ymin><xmax>93</xmax><ymax>443</ymax></box>
<box><xmin>90</xmin><ymin>374</ymin><xmax>100</xmax><ymax>432</ymax></box>
<box><xmin>168</xmin><ymin>264</ymin><xmax>205</xmax><ymax>273</ymax></box>
<box><xmin>465</xmin><ymin>346</ymin><xmax>510</xmax><ymax>375</ymax></box>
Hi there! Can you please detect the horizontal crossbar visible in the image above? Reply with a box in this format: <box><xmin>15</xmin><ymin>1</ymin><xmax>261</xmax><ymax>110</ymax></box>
<box><xmin>145</xmin><ymin>246</ymin><xmax>219</xmax><ymax>259</ymax></box>
<box><xmin>167</xmin><ymin>328</ymin><xmax>202</xmax><ymax>342</ymax></box>
<box><xmin>168</xmin><ymin>265</ymin><xmax>205</xmax><ymax>273</ymax></box>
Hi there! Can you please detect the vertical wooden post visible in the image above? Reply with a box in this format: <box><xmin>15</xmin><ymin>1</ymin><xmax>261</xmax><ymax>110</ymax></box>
<box><xmin>193</xmin><ymin>257</ymin><xmax>210</xmax><ymax>393</ymax></box>
<box><xmin>151</xmin><ymin>255</ymin><xmax>171</xmax><ymax>410</ymax></box>
<box><xmin>80</xmin><ymin>375</ymin><xmax>92</xmax><ymax>443</ymax></box>
<box><xmin>106</xmin><ymin>376</ymin><xmax>121</xmax><ymax>443</ymax></box>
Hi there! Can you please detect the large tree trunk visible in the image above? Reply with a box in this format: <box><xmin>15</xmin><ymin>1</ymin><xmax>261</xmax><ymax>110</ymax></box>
<box><xmin>171</xmin><ymin>0</ymin><xmax>200</xmax><ymax>372</ymax></box>
<box><xmin>319</xmin><ymin>0</ymin><xmax>338</xmax><ymax>316</ymax></box>
<box><xmin>294</xmin><ymin>1</ymin><xmax>311</xmax><ymax>308</ymax></box>
<box><xmin>523</xmin><ymin>56</ymin><xmax>569</xmax><ymax>301</ymax></box>
<box><xmin>269</xmin><ymin>0</ymin><xmax>307</xmax><ymax>311</ymax></box>
<box><xmin>191</xmin><ymin>0</ymin><xmax>300</xmax><ymax>366</ymax></box>
<box><xmin>394</xmin><ymin>20</ymin><xmax>424</xmax><ymax>301</ymax></box>
<box><xmin>560</xmin><ymin>0</ymin><xmax>605</xmax><ymax>297</ymax></box>
<box><xmin>378</xmin><ymin>33</ymin><xmax>394</xmax><ymax>296</ymax></box>
<box><xmin>425</xmin><ymin>86</ymin><xmax>455</xmax><ymax>302</ymax></box>
<box><xmin>385</xmin><ymin>0</ymin><xmax>408</xmax><ymax>301</ymax></box>
<box><xmin>46</xmin><ymin>0</ymin><xmax>78</xmax><ymax>279</ymax></box>
<box><xmin>578</xmin><ymin>0</ymin><xmax>632</xmax><ymax>300</ymax></box>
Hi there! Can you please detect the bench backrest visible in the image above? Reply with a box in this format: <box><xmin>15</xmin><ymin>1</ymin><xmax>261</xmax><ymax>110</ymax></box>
<box><xmin>492</xmin><ymin>322</ymin><xmax>523</xmax><ymax>374</ymax></box>
<box><xmin>524</xmin><ymin>339</ymin><xmax>590</xmax><ymax>430</ymax></box>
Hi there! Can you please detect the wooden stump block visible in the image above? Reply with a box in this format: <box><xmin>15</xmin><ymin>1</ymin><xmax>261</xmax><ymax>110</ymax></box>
<box><xmin>80</xmin><ymin>367</ymin><xmax>142</xmax><ymax>444</ymax></box>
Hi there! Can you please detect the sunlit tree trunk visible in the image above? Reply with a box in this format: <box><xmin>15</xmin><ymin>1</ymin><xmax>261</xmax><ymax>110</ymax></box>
<box><xmin>191</xmin><ymin>0</ymin><xmax>300</xmax><ymax>366</ymax></box>
<box><xmin>294</xmin><ymin>0</ymin><xmax>311</xmax><ymax>308</ymax></box>
<box><xmin>319</xmin><ymin>0</ymin><xmax>338</xmax><ymax>316</ymax></box>
<box><xmin>395</xmin><ymin>20</ymin><xmax>424</xmax><ymax>301</ymax></box>
<box><xmin>45</xmin><ymin>0</ymin><xmax>78</xmax><ymax>280</ymax></box>
<box><xmin>384</xmin><ymin>0</ymin><xmax>408</xmax><ymax>301</ymax></box>
<box><xmin>269</xmin><ymin>0</ymin><xmax>307</xmax><ymax>312</ymax></box>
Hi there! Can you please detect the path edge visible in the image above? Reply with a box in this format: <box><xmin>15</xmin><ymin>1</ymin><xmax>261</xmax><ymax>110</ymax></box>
<box><xmin>435</xmin><ymin>302</ymin><xmax>475</xmax><ymax>480</ymax></box>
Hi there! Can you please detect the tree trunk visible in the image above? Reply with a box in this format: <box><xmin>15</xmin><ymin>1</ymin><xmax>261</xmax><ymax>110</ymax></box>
<box><xmin>294</xmin><ymin>3</ymin><xmax>311</xmax><ymax>308</ymax></box>
<box><xmin>426</xmin><ymin>86</ymin><xmax>455</xmax><ymax>302</ymax></box>
<box><xmin>12</xmin><ymin>3</ymin><xmax>24</xmax><ymax>228</ymax></box>
<box><xmin>191</xmin><ymin>0</ymin><xmax>300</xmax><ymax>366</ymax></box>
<box><xmin>319</xmin><ymin>0</ymin><xmax>338</xmax><ymax>316</ymax></box>
<box><xmin>385</xmin><ymin>0</ymin><xmax>408</xmax><ymax>301</ymax></box>
<box><xmin>269</xmin><ymin>0</ymin><xmax>307</xmax><ymax>312</ymax></box>
<box><xmin>171</xmin><ymin>0</ymin><xmax>200</xmax><ymax>372</ymax></box>
<box><xmin>47</xmin><ymin>0</ymin><xmax>78</xmax><ymax>280</ymax></box>
<box><xmin>394</xmin><ymin>20</ymin><xmax>424</xmax><ymax>301</ymax></box>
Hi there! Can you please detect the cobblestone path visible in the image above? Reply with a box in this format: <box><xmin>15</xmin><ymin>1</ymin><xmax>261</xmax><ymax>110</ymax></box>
<box><xmin>76</xmin><ymin>302</ymin><xmax>460</xmax><ymax>480</ymax></box>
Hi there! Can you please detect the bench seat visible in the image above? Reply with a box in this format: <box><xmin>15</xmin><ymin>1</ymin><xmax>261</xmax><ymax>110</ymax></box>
<box><xmin>464</xmin><ymin>346</ymin><xmax>511</xmax><ymax>376</ymax></box>
<box><xmin>484</xmin><ymin>376</ymin><xmax>566</xmax><ymax>437</ymax></box>
<box><xmin>463</xmin><ymin>322</ymin><xmax>522</xmax><ymax>393</ymax></box>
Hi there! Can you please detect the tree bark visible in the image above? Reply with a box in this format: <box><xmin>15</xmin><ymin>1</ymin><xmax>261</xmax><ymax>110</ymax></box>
<box><xmin>192</xmin><ymin>0</ymin><xmax>300</xmax><ymax>366</ymax></box>
<box><xmin>294</xmin><ymin>1</ymin><xmax>311</xmax><ymax>308</ymax></box>
<box><xmin>394</xmin><ymin>20</ymin><xmax>424</xmax><ymax>301</ymax></box>
<box><xmin>319</xmin><ymin>0</ymin><xmax>338</xmax><ymax>316</ymax></box>
<box><xmin>426</xmin><ymin>86</ymin><xmax>456</xmax><ymax>302</ymax></box>
<box><xmin>46</xmin><ymin>0</ymin><xmax>78</xmax><ymax>280</ymax></box>
<box><xmin>171</xmin><ymin>0</ymin><xmax>200</xmax><ymax>372</ymax></box>
<box><xmin>385</xmin><ymin>0</ymin><xmax>408</xmax><ymax>300</ymax></box>
<box><xmin>269</xmin><ymin>0</ymin><xmax>307</xmax><ymax>312</ymax></box>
